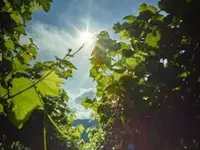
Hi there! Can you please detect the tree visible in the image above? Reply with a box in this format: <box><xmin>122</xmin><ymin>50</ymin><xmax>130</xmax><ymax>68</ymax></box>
<box><xmin>86</xmin><ymin>0</ymin><xmax>200</xmax><ymax>149</ymax></box>
<box><xmin>0</xmin><ymin>0</ymin><xmax>83</xmax><ymax>149</ymax></box>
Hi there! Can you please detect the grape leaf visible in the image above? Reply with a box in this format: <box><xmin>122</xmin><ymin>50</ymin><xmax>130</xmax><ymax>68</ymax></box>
<box><xmin>11</xmin><ymin>11</ymin><xmax>22</xmax><ymax>24</ymax></box>
<box><xmin>145</xmin><ymin>30</ymin><xmax>161</xmax><ymax>48</ymax></box>
<box><xmin>5</xmin><ymin>39</ymin><xmax>15</xmax><ymax>50</ymax></box>
<box><xmin>123</xmin><ymin>15</ymin><xmax>136</xmax><ymax>24</ymax></box>
<box><xmin>21</xmin><ymin>44</ymin><xmax>37</xmax><ymax>62</ymax></box>
<box><xmin>179</xmin><ymin>71</ymin><xmax>191</xmax><ymax>78</ymax></box>
<box><xmin>12</xmin><ymin>57</ymin><xmax>27</xmax><ymax>72</ymax></box>
<box><xmin>122</xmin><ymin>49</ymin><xmax>134</xmax><ymax>58</ymax></box>
<box><xmin>9</xmin><ymin>77</ymin><xmax>42</xmax><ymax>129</ymax></box>
<box><xmin>0</xmin><ymin>85</ymin><xmax>7</xmax><ymax>97</ymax></box>
<box><xmin>126</xmin><ymin>58</ymin><xmax>137</xmax><ymax>69</ymax></box>
<box><xmin>73</xmin><ymin>124</ymin><xmax>84</xmax><ymax>137</ymax></box>
<box><xmin>0</xmin><ymin>104</ymin><xmax>3</xmax><ymax>113</ymax></box>
<box><xmin>36</xmin><ymin>71</ymin><xmax>63</xmax><ymax>97</ymax></box>
<box><xmin>39</xmin><ymin>0</ymin><xmax>51</xmax><ymax>12</ymax></box>
<box><xmin>139</xmin><ymin>3</ymin><xmax>157</xmax><ymax>14</ymax></box>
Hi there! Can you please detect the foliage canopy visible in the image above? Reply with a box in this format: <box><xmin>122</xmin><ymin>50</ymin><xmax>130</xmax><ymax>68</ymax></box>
<box><xmin>0</xmin><ymin>0</ymin><xmax>82</xmax><ymax>149</ymax></box>
<box><xmin>86</xmin><ymin>0</ymin><xmax>200</xmax><ymax>149</ymax></box>
<box><xmin>1</xmin><ymin>0</ymin><xmax>200</xmax><ymax>150</ymax></box>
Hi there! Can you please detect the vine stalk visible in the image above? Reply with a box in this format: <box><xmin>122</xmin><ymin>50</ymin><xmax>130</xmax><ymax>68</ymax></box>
<box><xmin>1</xmin><ymin>42</ymin><xmax>89</xmax><ymax>101</ymax></box>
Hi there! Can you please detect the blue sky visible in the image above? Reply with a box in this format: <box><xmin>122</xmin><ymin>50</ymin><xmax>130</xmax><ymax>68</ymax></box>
<box><xmin>24</xmin><ymin>0</ymin><xmax>158</xmax><ymax>118</ymax></box>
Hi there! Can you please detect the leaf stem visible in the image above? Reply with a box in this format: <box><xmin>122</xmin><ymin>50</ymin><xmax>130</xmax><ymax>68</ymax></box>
<box><xmin>43</xmin><ymin>114</ymin><xmax>47</xmax><ymax>150</ymax></box>
<box><xmin>46</xmin><ymin>112</ymin><xmax>69</xmax><ymax>139</ymax></box>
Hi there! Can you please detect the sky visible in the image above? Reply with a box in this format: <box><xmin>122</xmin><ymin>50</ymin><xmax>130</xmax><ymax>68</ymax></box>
<box><xmin>24</xmin><ymin>0</ymin><xmax>158</xmax><ymax>119</ymax></box>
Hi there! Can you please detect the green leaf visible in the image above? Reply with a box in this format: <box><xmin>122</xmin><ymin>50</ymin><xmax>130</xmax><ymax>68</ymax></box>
<box><xmin>96</xmin><ymin>91</ymin><xmax>103</xmax><ymax>97</ymax></box>
<box><xmin>0</xmin><ymin>85</ymin><xmax>7</xmax><ymax>98</ymax></box>
<box><xmin>73</xmin><ymin>124</ymin><xmax>84</xmax><ymax>137</ymax></box>
<box><xmin>36</xmin><ymin>71</ymin><xmax>63</xmax><ymax>97</ymax></box>
<box><xmin>0</xmin><ymin>104</ymin><xmax>3</xmax><ymax>113</ymax></box>
<box><xmin>110</xmin><ymin>43</ymin><xmax>121</xmax><ymax>51</ymax></box>
<box><xmin>113</xmin><ymin>72</ymin><xmax>123</xmax><ymax>81</ymax></box>
<box><xmin>145</xmin><ymin>30</ymin><xmax>161</xmax><ymax>48</ymax></box>
<box><xmin>172</xmin><ymin>87</ymin><xmax>181</xmax><ymax>91</ymax></box>
<box><xmin>39</xmin><ymin>0</ymin><xmax>51</xmax><ymax>12</ymax></box>
<box><xmin>97</xmin><ymin>31</ymin><xmax>110</xmax><ymax>39</ymax></box>
<box><xmin>9</xmin><ymin>77</ymin><xmax>42</xmax><ymax>129</ymax></box>
<box><xmin>105</xmin><ymin>84</ymin><xmax>118</xmax><ymax>94</ymax></box>
<box><xmin>77</xmin><ymin>124</ymin><xmax>84</xmax><ymax>133</ymax></box>
<box><xmin>5</xmin><ymin>39</ymin><xmax>15</xmax><ymax>50</ymax></box>
<box><xmin>113</xmin><ymin>22</ymin><xmax>122</xmax><ymax>33</ymax></box>
<box><xmin>112</xmin><ymin>68</ymin><xmax>126</xmax><ymax>74</ymax></box>
<box><xmin>22</xmin><ymin>12</ymin><xmax>32</xmax><ymax>22</ymax></box>
<box><xmin>12</xmin><ymin>57</ymin><xmax>27</xmax><ymax>72</ymax></box>
<box><xmin>21</xmin><ymin>44</ymin><xmax>37</xmax><ymax>62</ymax></box>
<box><xmin>58</xmin><ymin>69</ymin><xmax>74</xmax><ymax>79</ymax></box>
<box><xmin>11</xmin><ymin>11</ymin><xmax>22</xmax><ymax>24</ymax></box>
<box><xmin>82</xmin><ymin>97</ymin><xmax>93</xmax><ymax>109</ymax></box>
<box><xmin>60</xmin><ymin>59</ymin><xmax>76</xmax><ymax>69</ymax></box>
<box><xmin>179</xmin><ymin>71</ymin><xmax>191</xmax><ymax>78</ymax></box>
<box><xmin>126</xmin><ymin>57</ymin><xmax>137</xmax><ymax>69</ymax></box>
<box><xmin>149</xmin><ymin>50</ymin><xmax>156</xmax><ymax>56</ymax></box>
<box><xmin>120</xmin><ymin>42</ymin><xmax>131</xmax><ymax>50</ymax></box>
<box><xmin>123</xmin><ymin>15</ymin><xmax>136</xmax><ymax>23</ymax></box>
<box><xmin>90</xmin><ymin>68</ymin><xmax>98</xmax><ymax>78</ymax></box>
<box><xmin>122</xmin><ymin>49</ymin><xmax>134</xmax><ymax>58</ymax></box>
<box><xmin>15</xmin><ymin>26</ymin><xmax>26</xmax><ymax>34</ymax></box>
<box><xmin>119</xmin><ymin>30</ymin><xmax>131</xmax><ymax>39</ymax></box>
<box><xmin>152</xmin><ymin>14</ymin><xmax>164</xmax><ymax>22</ymax></box>
<box><xmin>139</xmin><ymin>3</ymin><xmax>157</xmax><ymax>14</ymax></box>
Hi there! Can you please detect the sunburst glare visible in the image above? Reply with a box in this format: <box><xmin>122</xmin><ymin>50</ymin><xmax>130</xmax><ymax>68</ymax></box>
<box><xmin>79</xmin><ymin>31</ymin><xmax>93</xmax><ymax>43</ymax></box>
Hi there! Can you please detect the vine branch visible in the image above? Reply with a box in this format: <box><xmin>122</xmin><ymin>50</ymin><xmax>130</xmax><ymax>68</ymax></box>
<box><xmin>1</xmin><ymin>42</ymin><xmax>88</xmax><ymax>101</ymax></box>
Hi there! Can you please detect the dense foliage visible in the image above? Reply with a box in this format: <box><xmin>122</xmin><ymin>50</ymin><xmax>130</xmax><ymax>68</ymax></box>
<box><xmin>85</xmin><ymin>0</ymin><xmax>200</xmax><ymax>149</ymax></box>
<box><xmin>1</xmin><ymin>0</ymin><xmax>200</xmax><ymax>150</ymax></box>
<box><xmin>0</xmin><ymin>0</ymin><xmax>84</xmax><ymax>149</ymax></box>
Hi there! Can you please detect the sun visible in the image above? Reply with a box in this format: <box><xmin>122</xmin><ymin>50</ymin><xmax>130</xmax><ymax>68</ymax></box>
<box><xmin>79</xmin><ymin>31</ymin><xmax>93</xmax><ymax>43</ymax></box>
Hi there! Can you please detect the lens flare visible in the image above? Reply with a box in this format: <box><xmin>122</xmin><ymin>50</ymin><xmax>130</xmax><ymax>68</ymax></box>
<box><xmin>79</xmin><ymin>31</ymin><xmax>93</xmax><ymax>43</ymax></box>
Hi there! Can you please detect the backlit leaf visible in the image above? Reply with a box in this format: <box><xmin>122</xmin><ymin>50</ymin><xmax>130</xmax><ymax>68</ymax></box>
<box><xmin>0</xmin><ymin>104</ymin><xmax>3</xmax><ymax>113</ymax></box>
<box><xmin>145</xmin><ymin>30</ymin><xmax>161</xmax><ymax>48</ymax></box>
<box><xmin>123</xmin><ymin>15</ymin><xmax>136</xmax><ymax>23</ymax></box>
<box><xmin>113</xmin><ymin>22</ymin><xmax>122</xmax><ymax>33</ymax></box>
<box><xmin>21</xmin><ymin>44</ymin><xmax>37</xmax><ymax>62</ymax></box>
<box><xmin>119</xmin><ymin>30</ymin><xmax>131</xmax><ymax>39</ymax></box>
<box><xmin>179</xmin><ymin>71</ymin><xmax>191</xmax><ymax>78</ymax></box>
<box><xmin>39</xmin><ymin>0</ymin><xmax>51</xmax><ymax>12</ymax></box>
<box><xmin>5</xmin><ymin>39</ymin><xmax>15</xmax><ymax>50</ymax></box>
<box><xmin>12</xmin><ymin>57</ymin><xmax>27</xmax><ymax>72</ymax></box>
<box><xmin>139</xmin><ymin>3</ymin><xmax>157</xmax><ymax>14</ymax></box>
<box><xmin>0</xmin><ymin>85</ymin><xmax>7</xmax><ymax>98</ymax></box>
<box><xmin>82</xmin><ymin>97</ymin><xmax>93</xmax><ymax>109</ymax></box>
<box><xmin>15</xmin><ymin>26</ymin><xmax>26</xmax><ymax>34</ymax></box>
<box><xmin>9</xmin><ymin>77</ymin><xmax>42</xmax><ymax>129</ymax></box>
<box><xmin>126</xmin><ymin>58</ymin><xmax>137</xmax><ymax>69</ymax></box>
<box><xmin>36</xmin><ymin>71</ymin><xmax>63</xmax><ymax>97</ymax></box>
<box><xmin>11</xmin><ymin>11</ymin><xmax>22</xmax><ymax>24</ymax></box>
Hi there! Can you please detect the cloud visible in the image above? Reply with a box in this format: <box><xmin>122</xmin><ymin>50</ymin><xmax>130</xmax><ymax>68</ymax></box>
<box><xmin>74</xmin><ymin>88</ymin><xmax>96</xmax><ymax>103</ymax></box>
<box><xmin>21</xmin><ymin>21</ymin><xmax>97</xmax><ymax>119</ymax></box>
<box><xmin>67</xmin><ymin>88</ymin><xmax>96</xmax><ymax>119</ymax></box>
<box><xmin>27</xmin><ymin>22</ymin><xmax>78</xmax><ymax>60</ymax></box>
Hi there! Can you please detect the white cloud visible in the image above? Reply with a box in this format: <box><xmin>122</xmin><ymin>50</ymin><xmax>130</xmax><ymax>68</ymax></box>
<box><xmin>22</xmin><ymin>21</ymin><xmax>97</xmax><ymax>119</ymax></box>
<box><xmin>27</xmin><ymin>22</ymin><xmax>78</xmax><ymax>60</ymax></box>
<box><xmin>67</xmin><ymin>88</ymin><xmax>96</xmax><ymax>119</ymax></box>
